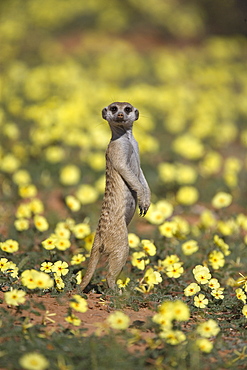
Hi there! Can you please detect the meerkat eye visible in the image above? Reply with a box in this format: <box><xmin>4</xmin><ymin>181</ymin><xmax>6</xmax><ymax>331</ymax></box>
<box><xmin>124</xmin><ymin>107</ymin><xmax>132</xmax><ymax>114</ymax></box>
<box><xmin>110</xmin><ymin>106</ymin><xmax>118</xmax><ymax>113</ymax></box>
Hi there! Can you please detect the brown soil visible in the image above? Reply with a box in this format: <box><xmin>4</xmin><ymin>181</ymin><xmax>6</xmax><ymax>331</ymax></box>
<box><xmin>0</xmin><ymin>291</ymin><xmax>154</xmax><ymax>337</ymax></box>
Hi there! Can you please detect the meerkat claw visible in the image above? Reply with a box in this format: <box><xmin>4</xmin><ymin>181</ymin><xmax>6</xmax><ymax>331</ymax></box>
<box><xmin>142</xmin><ymin>208</ymin><xmax>147</xmax><ymax>217</ymax></box>
<box><xmin>139</xmin><ymin>207</ymin><xmax>148</xmax><ymax>217</ymax></box>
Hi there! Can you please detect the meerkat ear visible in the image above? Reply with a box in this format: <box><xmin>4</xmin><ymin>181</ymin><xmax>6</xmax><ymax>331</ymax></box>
<box><xmin>102</xmin><ymin>107</ymin><xmax>108</xmax><ymax>120</ymax></box>
<box><xmin>135</xmin><ymin>109</ymin><xmax>139</xmax><ymax>121</ymax></box>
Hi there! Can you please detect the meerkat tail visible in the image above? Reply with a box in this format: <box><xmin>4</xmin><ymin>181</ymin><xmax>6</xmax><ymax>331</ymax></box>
<box><xmin>81</xmin><ymin>247</ymin><xmax>100</xmax><ymax>290</ymax></box>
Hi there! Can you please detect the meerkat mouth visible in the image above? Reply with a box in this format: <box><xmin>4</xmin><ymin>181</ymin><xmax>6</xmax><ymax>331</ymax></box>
<box><xmin>115</xmin><ymin>117</ymin><xmax>125</xmax><ymax>122</ymax></box>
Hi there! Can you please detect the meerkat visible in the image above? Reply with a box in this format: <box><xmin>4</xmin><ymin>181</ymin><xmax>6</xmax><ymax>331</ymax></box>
<box><xmin>81</xmin><ymin>102</ymin><xmax>151</xmax><ymax>290</ymax></box>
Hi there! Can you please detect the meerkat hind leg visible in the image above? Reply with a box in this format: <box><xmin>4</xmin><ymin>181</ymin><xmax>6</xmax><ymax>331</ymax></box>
<box><xmin>81</xmin><ymin>234</ymin><xmax>101</xmax><ymax>291</ymax></box>
<box><xmin>106</xmin><ymin>243</ymin><xmax>129</xmax><ymax>289</ymax></box>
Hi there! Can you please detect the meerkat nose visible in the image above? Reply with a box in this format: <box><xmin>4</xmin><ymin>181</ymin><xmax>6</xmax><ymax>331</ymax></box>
<box><xmin>117</xmin><ymin>112</ymin><xmax>124</xmax><ymax>118</ymax></box>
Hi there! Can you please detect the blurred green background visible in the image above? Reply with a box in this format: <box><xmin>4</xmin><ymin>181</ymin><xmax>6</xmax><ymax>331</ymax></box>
<box><xmin>1</xmin><ymin>0</ymin><xmax>247</xmax><ymax>230</ymax></box>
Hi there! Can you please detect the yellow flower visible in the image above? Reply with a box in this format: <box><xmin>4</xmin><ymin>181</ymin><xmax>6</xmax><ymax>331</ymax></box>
<box><xmin>152</xmin><ymin>313</ymin><xmax>172</xmax><ymax>330</ymax></box>
<box><xmin>211</xmin><ymin>288</ymin><xmax>224</xmax><ymax>300</ymax></box>
<box><xmin>0</xmin><ymin>239</ymin><xmax>19</xmax><ymax>253</ymax></box>
<box><xmin>236</xmin><ymin>213</ymin><xmax>247</xmax><ymax>231</ymax></box>
<box><xmin>4</xmin><ymin>289</ymin><xmax>26</xmax><ymax>306</ymax></box>
<box><xmin>213</xmin><ymin>235</ymin><xmax>230</xmax><ymax>256</ymax></box>
<box><xmin>87</xmin><ymin>152</ymin><xmax>105</xmax><ymax>171</ymax></box>
<box><xmin>200</xmin><ymin>151</ymin><xmax>222</xmax><ymax>177</ymax></box>
<box><xmin>172</xmin><ymin>134</ymin><xmax>204</xmax><ymax>160</ymax></box>
<box><xmin>65</xmin><ymin>195</ymin><xmax>81</xmax><ymax>211</ymax></box>
<box><xmin>19</xmin><ymin>184</ymin><xmax>37</xmax><ymax>198</ymax></box>
<box><xmin>19</xmin><ymin>352</ymin><xmax>49</xmax><ymax>370</ymax></box>
<box><xmin>55</xmin><ymin>225</ymin><xmax>71</xmax><ymax>239</ymax></box>
<box><xmin>117</xmin><ymin>277</ymin><xmax>130</xmax><ymax>288</ymax></box>
<box><xmin>196</xmin><ymin>338</ymin><xmax>213</xmax><ymax>353</ymax></box>
<box><xmin>71</xmin><ymin>254</ymin><xmax>86</xmax><ymax>265</ymax></box>
<box><xmin>235</xmin><ymin>288</ymin><xmax>247</xmax><ymax>304</ymax></box>
<box><xmin>70</xmin><ymin>295</ymin><xmax>88</xmax><ymax>313</ymax></box>
<box><xmin>15</xmin><ymin>203</ymin><xmax>32</xmax><ymax>219</ymax></box>
<box><xmin>194</xmin><ymin>294</ymin><xmax>209</xmax><ymax>308</ymax></box>
<box><xmin>176</xmin><ymin>164</ymin><xmax>197</xmax><ymax>185</ymax></box>
<box><xmin>41</xmin><ymin>235</ymin><xmax>57</xmax><ymax>250</ymax></box>
<box><xmin>14</xmin><ymin>218</ymin><xmax>29</xmax><ymax>231</ymax></box>
<box><xmin>5</xmin><ymin>261</ymin><xmax>19</xmax><ymax>278</ymax></box>
<box><xmin>146</xmin><ymin>209</ymin><xmax>166</xmax><ymax>225</ymax></box>
<box><xmin>40</xmin><ymin>262</ymin><xmax>53</xmax><ymax>273</ymax></box>
<box><xmin>162</xmin><ymin>254</ymin><xmax>180</xmax><ymax>267</ymax></box>
<box><xmin>166</xmin><ymin>263</ymin><xmax>184</xmax><ymax>278</ymax></box>
<box><xmin>60</xmin><ymin>165</ymin><xmax>81</xmax><ymax>186</ymax></box>
<box><xmin>141</xmin><ymin>239</ymin><xmax>156</xmax><ymax>256</ymax></box>
<box><xmin>159</xmin><ymin>329</ymin><xmax>186</xmax><ymax>345</ymax></box>
<box><xmin>44</xmin><ymin>145</ymin><xmax>65</xmax><ymax>163</ymax></box>
<box><xmin>1</xmin><ymin>153</ymin><xmax>20</xmax><ymax>173</ymax></box>
<box><xmin>173</xmin><ymin>216</ymin><xmax>190</xmax><ymax>236</ymax></box>
<box><xmin>172</xmin><ymin>300</ymin><xmax>190</xmax><ymax>321</ymax></box>
<box><xmin>156</xmin><ymin>200</ymin><xmax>174</xmax><ymax>218</ymax></box>
<box><xmin>217</xmin><ymin>219</ymin><xmax>237</xmax><ymax>236</ymax></box>
<box><xmin>157</xmin><ymin>301</ymin><xmax>174</xmax><ymax>319</ymax></box>
<box><xmin>158</xmin><ymin>162</ymin><xmax>176</xmax><ymax>183</ymax></box>
<box><xmin>3</xmin><ymin>123</ymin><xmax>19</xmax><ymax>139</ymax></box>
<box><xmin>176</xmin><ymin>186</ymin><xmax>199</xmax><ymax>206</ymax></box>
<box><xmin>196</xmin><ymin>319</ymin><xmax>220</xmax><ymax>338</ymax></box>
<box><xmin>52</xmin><ymin>261</ymin><xmax>69</xmax><ymax>276</ymax></box>
<box><xmin>146</xmin><ymin>200</ymin><xmax>173</xmax><ymax>225</ymax></box>
<box><xmin>12</xmin><ymin>169</ymin><xmax>31</xmax><ymax>185</ymax></box>
<box><xmin>76</xmin><ymin>271</ymin><xmax>82</xmax><ymax>284</ymax></box>
<box><xmin>200</xmin><ymin>209</ymin><xmax>216</xmax><ymax>229</ymax></box>
<box><xmin>242</xmin><ymin>305</ymin><xmax>247</xmax><ymax>318</ymax></box>
<box><xmin>76</xmin><ymin>184</ymin><xmax>98</xmax><ymax>204</ymax></box>
<box><xmin>225</xmin><ymin>156</ymin><xmax>242</xmax><ymax>172</ymax></box>
<box><xmin>29</xmin><ymin>199</ymin><xmax>44</xmax><ymax>214</ymax></box>
<box><xmin>21</xmin><ymin>270</ymin><xmax>38</xmax><ymax>289</ymax></box>
<box><xmin>65</xmin><ymin>314</ymin><xmax>81</xmax><ymax>326</ymax></box>
<box><xmin>208</xmin><ymin>250</ymin><xmax>225</xmax><ymax>270</ymax></box>
<box><xmin>212</xmin><ymin>192</ymin><xmax>232</xmax><ymax>209</ymax></box>
<box><xmin>33</xmin><ymin>272</ymin><xmax>54</xmax><ymax>290</ymax></box>
<box><xmin>181</xmin><ymin>240</ymin><xmax>199</xmax><ymax>255</ymax></box>
<box><xmin>0</xmin><ymin>258</ymin><xmax>9</xmax><ymax>271</ymax></box>
<box><xmin>128</xmin><ymin>233</ymin><xmax>140</xmax><ymax>248</ymax></box>
<box><xmin>21</xmin><ymin>270</ymin><xmax>53</xmax><ymax>290</ymax></box>
<box><xmin>34</xmin><ymin>215</ymin><xmax>49</xmax><ymax>232</ymax></box>
<box><xmin>55</xmin><ymin>238</ymin><xmax>71</xmax><ymax>251</ymax></box>
<box><xmin>84</xmin><ymin>232</ymin><xmax>95</xmax><ymax>252</ymax></box>
<box><xmin>207</xmin><ymin>278</ymin><xmax>220</xmax><ymax>290</ymax></box>
<box><xmin>184</xmin><ymin>283</ymin><xmax>201</xmax><ymax>297</ymax></box>
<box><xmin>144</xmin><ymin>268</ymin><xmax>162</xmax><ymax>287</ymax></box>
<box><xmin>159</xmin><ymin>221</ymin><xmax>177</xmax><ymax>238</ymax></box>
<box><xmin>54</xmin><ymin>273</ymin><xmax>65</xmax><ymax>290</ymax></box>
<box><xmin>193</xmin><ymin>265</ymin><xmax>211</xmax><ymax>284</ymax></box>
<box><xmin>131</xmin><ymin>251</ymin><xmax>149</xmax><ymax>270</ymax></box>
<box><xmin>107</xmin><ymin>311</ymin><xmax>130</xmax><ymax>330</ymax></box>
<box><xmin>73</xmin><ymin>223</ymin><xmax>91</xmax><ymax>239</ymax></box>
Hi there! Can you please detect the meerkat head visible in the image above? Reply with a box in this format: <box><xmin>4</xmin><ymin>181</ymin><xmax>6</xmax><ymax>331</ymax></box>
<box><xmin>102</xmin><ymin>102</ymin><xmax>139</xmax><ymax>127</ymax></box>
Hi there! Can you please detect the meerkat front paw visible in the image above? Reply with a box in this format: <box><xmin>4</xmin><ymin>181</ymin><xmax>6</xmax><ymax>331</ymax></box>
<box><xmin>138</xmin><ymin>196</ymin><xmax>150</xmax><ymax>217</ymax></box>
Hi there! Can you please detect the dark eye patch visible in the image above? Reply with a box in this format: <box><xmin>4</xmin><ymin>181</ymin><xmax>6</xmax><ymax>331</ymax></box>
<box><xmin>110</xmin><ymin>106</ymin><xmax>118</xmax><ymax>113</ymax></box>
<box><xmin>124</xmin><ymin>107</ymin><xmax>132</xmax><ymax>114</ymax></box>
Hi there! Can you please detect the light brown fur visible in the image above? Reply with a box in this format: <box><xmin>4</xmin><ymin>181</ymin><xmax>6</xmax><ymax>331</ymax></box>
<box><xmin>81</xmin><ymin>102</ymin><xmax>151</xmax><ymax>290</ymax></box>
